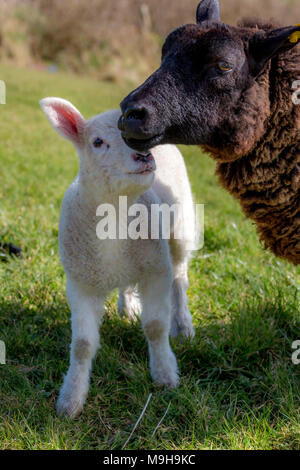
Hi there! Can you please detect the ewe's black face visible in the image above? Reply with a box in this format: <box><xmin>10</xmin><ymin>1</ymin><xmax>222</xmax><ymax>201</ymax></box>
<box><xmin>119</xmin><ymin>0</ymin><xmax>300</xmax><ymax>155</ymax></box>
<box><xmin>119</xmin><ymin>24</ymin><xmax>250</xmax><ymax>151</ymax></box>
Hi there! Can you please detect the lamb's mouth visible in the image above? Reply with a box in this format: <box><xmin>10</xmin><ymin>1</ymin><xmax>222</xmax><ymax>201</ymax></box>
<box><xmin>128</xmin><ymin>151</ymin><xmax>156</xmax><ymax>175</ymax></box>
<box><xmin>129</xmin><ymin>169</ymin><xmax>154</xmax><ymax>175</ymax></box>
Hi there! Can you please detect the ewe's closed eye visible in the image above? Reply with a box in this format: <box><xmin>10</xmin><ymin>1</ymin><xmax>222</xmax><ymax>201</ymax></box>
<box><xmin>93</xmin><ymin>138</ymin><xmax>104</xmax><ymax>148</ymax></box>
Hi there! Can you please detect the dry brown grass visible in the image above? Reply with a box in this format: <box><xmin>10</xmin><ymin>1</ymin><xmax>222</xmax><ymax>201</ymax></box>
<box><xmin>0</xmin><ymin>0</ymin><xmax>299</xmax><ymax>83</ymax></box>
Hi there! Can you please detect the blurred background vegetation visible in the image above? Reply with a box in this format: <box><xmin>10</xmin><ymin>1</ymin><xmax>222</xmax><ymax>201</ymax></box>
<box><xmin>0</xmin><ymin>0</ymin><xmax>298</xmax><ymax>84</ymax></box>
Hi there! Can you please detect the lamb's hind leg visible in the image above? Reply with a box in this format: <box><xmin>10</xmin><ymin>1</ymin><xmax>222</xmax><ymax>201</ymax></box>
<box><xmin>170</xmin><ymin>240</ymin><xmax>195</xmax><ymax>339</ymax></box>
<box><xmin>118</xmin><ymin>285</ymin><xmax>142</xmax><ymax>319</ymax></box>
<box><xmin>56</xmin><ymin>279</ymin><xmax>104</xmax><ymax>418</ymax></box>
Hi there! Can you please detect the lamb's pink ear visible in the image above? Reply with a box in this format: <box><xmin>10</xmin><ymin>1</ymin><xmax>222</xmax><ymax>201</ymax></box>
<box><xmin>40</xmin><ymin>98</ymin><xmax>86</xmax><ymax>146</ymax></box>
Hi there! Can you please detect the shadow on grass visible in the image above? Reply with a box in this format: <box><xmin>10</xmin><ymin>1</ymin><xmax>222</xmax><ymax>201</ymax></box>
<box><xmin>0</xmin><ymin>290</ymin><xmax>299</xmax><ymax>449</ymax></box>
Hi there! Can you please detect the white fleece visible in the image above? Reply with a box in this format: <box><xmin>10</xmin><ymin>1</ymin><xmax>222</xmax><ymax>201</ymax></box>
<box><xmin>41</xmin><ymin>98</ymin><xmax>196</xmax><ymax>418</ymax></box>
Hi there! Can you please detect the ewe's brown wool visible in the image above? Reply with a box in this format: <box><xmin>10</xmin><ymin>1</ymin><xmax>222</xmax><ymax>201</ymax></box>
<box><xmin>213</xmin><ymin>21</ymin><xmax>300</xmax><ymax>265</ymax></box>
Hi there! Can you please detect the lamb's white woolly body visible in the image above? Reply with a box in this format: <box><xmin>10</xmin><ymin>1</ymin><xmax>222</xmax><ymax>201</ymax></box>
<box><xmin>41</xmin><ymin>98</ymin><xmax>196</xmax><ymax>418</ymax></box>
<box><xmin>60</xmin><ymin>180</ymin><xmax>169</xmax><ymax>291</ymax></box>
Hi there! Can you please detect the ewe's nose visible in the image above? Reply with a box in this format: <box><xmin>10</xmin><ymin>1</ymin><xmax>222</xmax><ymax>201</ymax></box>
<box><xmin>118</xmin><ymin>100</ymin><xmax>152</xmax><ymax>141</ymax></box>
<box><xmin>123</xmin><ymin>106</ymin><xmax>147</xmax><ymax>123</ymax></box>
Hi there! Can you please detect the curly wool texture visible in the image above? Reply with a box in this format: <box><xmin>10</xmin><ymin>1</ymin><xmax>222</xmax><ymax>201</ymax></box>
<box><xmin>210</xmin><ymin>20</ymin><xmax>300</xmax><ymax>265</ymax></box>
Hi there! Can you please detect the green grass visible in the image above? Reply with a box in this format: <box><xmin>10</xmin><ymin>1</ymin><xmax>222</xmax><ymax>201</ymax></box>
<box><xmin>0</xmin><ymin>63</ymin><xmax>299</xmax><ymax>450</ymax></box>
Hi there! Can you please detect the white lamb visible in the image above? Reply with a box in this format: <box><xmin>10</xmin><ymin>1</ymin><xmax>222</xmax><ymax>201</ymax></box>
<box><xmin>41</xmin><ymin>97</ymin><xmax>196</xmax><ymax>418</ymax></box>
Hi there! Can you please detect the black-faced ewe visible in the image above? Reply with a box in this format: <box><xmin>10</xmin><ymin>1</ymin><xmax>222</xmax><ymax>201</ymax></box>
<box><xmin>119</xmin><ymin>0</ymin><xmax>300</xmax><ymax>265</ymax></box>
<box><xmin>41</xmin><ymin>98</ymin><xmax>196</xmax><ymax>418</ymax></box>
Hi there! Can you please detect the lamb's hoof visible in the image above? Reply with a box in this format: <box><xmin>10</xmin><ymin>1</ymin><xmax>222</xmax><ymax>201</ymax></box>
<box><xmin>156</xmin><ymin>373</ymin><xmax>179</xmax><ymax>389</ymax></box>
<box><xmin>56</xmin><ymin>393</ymin><xmax>84</xmax><ymax>419</ymax></box>
<box><xmin>151</xmin><ymin>354</ymin><xmax>179</xmax><ymax>389</ymax></box>
<box><xmin>170</xmin><ymin>315</ymin><xmax>195</xmax><ymax>341</ymax></box>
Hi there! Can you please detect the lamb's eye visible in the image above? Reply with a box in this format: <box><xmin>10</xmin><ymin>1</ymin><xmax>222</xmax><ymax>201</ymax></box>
<box><xmin>93</xmin><ymin>138</ymin><xmax>104</xmax><ymax>148</ymax></box>
<box><xmin>217</xmin><ymin>62</ymin><xmax>232</xmax><ymax>73</ymax></box>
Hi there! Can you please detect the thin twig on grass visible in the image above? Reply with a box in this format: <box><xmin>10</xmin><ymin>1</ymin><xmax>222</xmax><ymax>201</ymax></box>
<box><xmin>151</xmin><ymin>401</ymin><xmax>171</xmax><ymax>438</ymax></box>
<box><xmin>122</xmin><ymin>393</ymin><xmax>152</xmax><ymax>449</ymax></box>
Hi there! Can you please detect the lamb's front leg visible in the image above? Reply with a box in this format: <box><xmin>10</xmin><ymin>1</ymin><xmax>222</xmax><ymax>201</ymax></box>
<box><xmin>56</xmin><ymin>279</ymin><xmax>104</xmax><ymax>418</ymax></box>
<box><xmin>140</xmin><ymin>274</ymin><xmax>179</xmax><ymax>388</ymax></box>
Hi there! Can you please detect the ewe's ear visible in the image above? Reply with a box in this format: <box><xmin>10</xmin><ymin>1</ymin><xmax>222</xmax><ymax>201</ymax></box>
<box><xmin>40</xmin><ymin>98</ymin><xmax>86</xmax><ymax>146</ymax></box>
<box><xmin>249</xmin><ymin>25</ymin><xmax>300</xmax><ymax>76</ymax></box>
<box><xmin>196</xmin><ymin>0</ymin><xmax>220</xmax><ymax>25</ymax></box>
